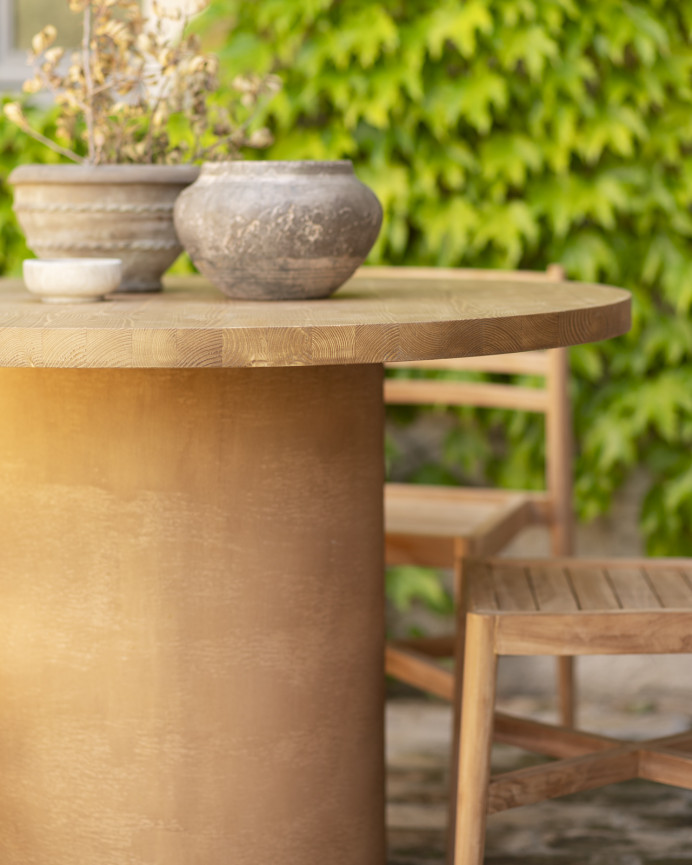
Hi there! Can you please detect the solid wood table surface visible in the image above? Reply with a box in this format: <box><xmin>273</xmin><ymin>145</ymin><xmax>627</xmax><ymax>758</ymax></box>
<box><xmin>0</xmin><ymin>268</ymin><xmax>630</xmax><ymax>368</ymax></box>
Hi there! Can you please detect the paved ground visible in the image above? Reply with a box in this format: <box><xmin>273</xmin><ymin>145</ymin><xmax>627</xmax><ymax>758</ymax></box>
<box><xmin>386</xmin><ymin>697</ymin><xmax>692</xmax><ymax>864</ymax></box>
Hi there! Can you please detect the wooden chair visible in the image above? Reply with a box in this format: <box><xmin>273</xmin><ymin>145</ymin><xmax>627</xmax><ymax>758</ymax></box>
<box><xmin>381</xmin><ymin>265</ymin><xmax>576</xmax><ymax>725</ymax></box>
<box><xmin>454</xmin><ymin>557</ymin><xmax>692</xmax><ymax>864</ymax></box>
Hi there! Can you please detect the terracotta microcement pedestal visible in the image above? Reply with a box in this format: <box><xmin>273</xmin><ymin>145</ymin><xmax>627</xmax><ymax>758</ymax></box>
<box><xmin>0</xmin><ymin>270</ymin><xmax>631</xmax><ymax>864</ymax></box>
<box><xmin>0</xmin><ymin>365</ymin><xmax>386</xmax><ymax>865</ymax></box>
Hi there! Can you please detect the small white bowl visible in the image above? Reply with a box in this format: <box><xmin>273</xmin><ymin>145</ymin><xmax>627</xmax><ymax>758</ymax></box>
<box><xmin>23</xmin><ymin>258</ymin><xmax>122</xmax><ymax>303</ymax></box>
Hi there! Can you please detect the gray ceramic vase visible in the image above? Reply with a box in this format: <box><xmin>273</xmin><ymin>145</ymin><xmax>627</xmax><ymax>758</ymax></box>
<box><xmin>9</xmin><ymin>164</ymin><xmax>199</xmax><ymax>292</ymax></box>
<box><xmin>173</xmin><ymin>160</ymin><xmax>383</xmax><ymax>300</ymax></box>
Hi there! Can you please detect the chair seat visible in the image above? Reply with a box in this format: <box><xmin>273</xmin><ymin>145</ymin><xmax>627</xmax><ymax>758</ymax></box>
<box><xmin>467</xmin><ymin>557</ymin><xmax>692</xmax><ymax>614</ymax></box>
<box><xmin>454</xmin><ymin>556</ymin><xmax>692</xmax><ymax>864</ymax></box>
<box><xmin>385</xmin><ymin>484</ymin><xmax>547</xmax><ymax>566</ymax></box>
<box><xmin>386</xmin><ymin>557</ymin><xmax>692</xmax><ymax>702</ymax></box>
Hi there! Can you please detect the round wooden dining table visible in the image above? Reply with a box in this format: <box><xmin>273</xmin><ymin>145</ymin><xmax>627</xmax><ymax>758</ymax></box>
<box><xmin>0</xmin><ymin>269</ymin><xmax>630</xmax><ymax>865</ymax></box>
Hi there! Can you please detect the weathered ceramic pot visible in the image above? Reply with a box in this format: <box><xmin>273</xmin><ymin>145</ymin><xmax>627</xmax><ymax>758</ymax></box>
<box><xmin>9</xmin><ymin>164</ymin><xmax>199</xmax><ymax>292</ymax></box>
<box><xmin>173</xmin><ymin>160</ymin><xmax>383</xmax><ymax>300</ymax></box>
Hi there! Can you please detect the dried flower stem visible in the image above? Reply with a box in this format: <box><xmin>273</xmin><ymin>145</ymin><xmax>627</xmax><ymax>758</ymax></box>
<box><xmin>8</xmin><ymin>1</ymin><xmax>281</xmax><ymax>165</ymax></box>
<box><xmin>82</xmin><ymin>1</ymin><xmax>96</xmax><ymax>162</ymax></box>
<box><xmin>145</xmin><ymin>90</ymin><xmax>164</xmax><ymax>164</ymax></box>
<box><xmin>14</xmin><ymin>119</ymin><xmax>85</xmax><ymax>164</ymax></box>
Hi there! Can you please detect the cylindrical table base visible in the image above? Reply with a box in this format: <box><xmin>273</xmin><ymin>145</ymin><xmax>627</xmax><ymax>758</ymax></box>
<box><xmin>0</xmin><ymin>365</ymin><xmax>385</xmax><ymax>865</ymax></box>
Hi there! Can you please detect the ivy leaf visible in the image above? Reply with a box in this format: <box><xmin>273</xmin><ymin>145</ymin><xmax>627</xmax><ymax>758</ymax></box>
<box><xmin>531</xmin><ymin>172</ymin><xmax>629</xmax><ymax>236</ymax></box>
<box><xmin>415</xmin><ymin>198</ymin><xmax>479</xmax><ymax>266</ymax></box>
<box><xmin>560</xmin><ymin>231</ymin><xmax>620</xmax><ymax>282</ymax></box>
<box><xmin>457</xmin><ymin>68</ymin><xmax>509</xmax><ymax>133</ymax></box>
<box><xmin>578</xmin><ymin>106</ymin><xmax>648</xmax><ymax>163</ymax></box>
<box><xmin>324</xmin><ymin>7</ymin><xmax>398</xmax><ymax>70</ymax></box>
<box><xmin>496</xmin><ymin>25</ymin><xmax>559</xmax><ymax>80</ymax></box>
<box><xmin>385</xmin><ymin>566</ymin><xmax>452</xmax><ymax>615</ymax></box>
<box><xmin>622</xmin><ymin>2</ymin><xmax>670</xmax><ymax>66</ymax></box>
<box><xmin>423</xmin><ymin>67</ymin><xmax>508</xmax><ymax>136</ymax></box>
<box><xmin>479</xmin><ymin>133</ymin><xmax>543</xmax><ymax>188</ymax></box>
<box><xmin>641</xmin><ymin>318</ymin><xmax>692</xmax><ymax>367</ymax></box>
<box><xmin>472</xmin><ymin>201</ymin><xmax>539</xmax><ymax>265</ymax></box>
<box><xmin>424</xmin><ymin>0</ymin><xmax>494</xmax><ymax>60</ymax></box>
<box><xmin>570</xmin><ymin>344</ymin><xmax>604</xmax><ymax>382</ymax></box>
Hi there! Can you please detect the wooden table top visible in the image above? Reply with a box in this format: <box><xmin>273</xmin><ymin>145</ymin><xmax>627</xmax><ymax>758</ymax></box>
<box><xmin>0</xmin><ymin>268</ymin><xmax>630</xmax><ymax>368</ymax></box>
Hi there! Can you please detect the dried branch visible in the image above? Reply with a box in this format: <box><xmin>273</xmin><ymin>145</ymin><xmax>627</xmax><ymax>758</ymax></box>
<box><xmin>82</xmin><ymin>1</ymin><xmax>96</xmax><ymax>161</ymax></box>
<box><xmin>5</xmin><ymin>0</ymin><xmax>282</xmax><ymax>165</ymax></box>
<box><xmin>3</xmin><ymin>103</ymin><xmax>85</xmax><ymax>163</ymax></box>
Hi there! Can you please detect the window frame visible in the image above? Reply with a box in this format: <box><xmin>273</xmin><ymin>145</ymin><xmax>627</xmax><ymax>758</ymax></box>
<box><xmin>0</xmin><ymin>0</ymin><xmax>33</xmax><ymax>92</ymax></box>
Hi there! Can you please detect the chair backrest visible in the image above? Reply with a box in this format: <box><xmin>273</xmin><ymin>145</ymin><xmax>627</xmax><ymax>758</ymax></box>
<box><xmin>383</xmin><ymin>265</ymin><xmax>573</xmax><ymax>556</ymax></box>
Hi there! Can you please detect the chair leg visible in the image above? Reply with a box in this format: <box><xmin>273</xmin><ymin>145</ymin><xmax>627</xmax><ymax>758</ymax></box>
<box><xmin>446</xmin><ymin>558</ymin><xmax>468</xmax><ymax>865</ymax></box>
<box><xmin>453</xmin><ymin>614</ymin><xmax>497</xmax><ymax>865</ymax></box>
<box><xmin>557</xmin><ymin>656</ymin><xmax>575</xmax><ymax>727</ymax></box>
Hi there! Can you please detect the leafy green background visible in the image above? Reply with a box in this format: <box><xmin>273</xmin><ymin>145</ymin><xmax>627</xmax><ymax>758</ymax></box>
<box><xmin>3</xmin><ymin>1</ymin><xmax>692</xmax><ymax>598</ymax></box>
<box><xmin>196</xmin><ymin>0</ymin><xmax>692</xmax><ymax>561</ymax></box>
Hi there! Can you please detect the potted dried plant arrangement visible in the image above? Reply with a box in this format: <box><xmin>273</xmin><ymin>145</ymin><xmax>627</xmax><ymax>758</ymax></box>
<box><xmin>5</xmin><ymin>0</ymin><xmax>280</xmax><ymax>291</ymax></box>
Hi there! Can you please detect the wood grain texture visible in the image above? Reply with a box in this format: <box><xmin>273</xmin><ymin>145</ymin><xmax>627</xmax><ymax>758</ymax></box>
<box><xmin>462</xmin><ymin>558</ymin><xmax>692</xmax><ymax>657</ymax></box>
<box><xmin>527</xmin><ymin>564</ymin><xmax>580</xmax><ymax>612</ymax></box>
<box><xmin>487</xmin><ymin>749</ymin><xmax>640</xmax><ymax>815</ymax></box>
<box><xmin>386</xmin><ymin>349</ymin><xmax>549</xmax><ymax>375</ymax></box>
<box><xmin>638</xmin><ymin>748</ymin><xmax>692</xmax><ymax>788</ymax></box>
<box><xmin>494</xmin><ymin>611</ymin><xmax>692</xmax><ymax>656</ymax></box>
<box><xmin>384</xmin><ymin>486</ymin><xmax>536</xmax><ymax>566</ymax></box>
<box><xmin>385</xmin><ymin>646</ymin><xmax>454</xmax><ymax>701</ymax></box>
<box><xmin>383</xmin><ymin>379</ymin><xmax>550</xmax><ymax>411</ymax></box>
<box><xmin>0</xmin><ymin>269</ymin><xmax>630</xmax><ymax>368</ymax></box>
<box><xmin>493</xmin><ymin>713</ymin><xmax>619</xmax><ymax>758</ymax></box>
<box><xmin>546</xmin><ymin>347</ymin><xmax>574</xmax><ymax>558</ymax></box>
<box><xmin>466</xmin><ymin>558</ymin><xmax>692</xmax><ymax>614</ymax></box>
<box><xmin>0</xmin><ymin>365</ymin><xmax>386</xmax><ymax>865</ymax></box>
<box><xmin>452</xmin><ymin>554</ymin><xmax>692</xmax><ymax>863</ymax></box>
<box><xmin>454</xmin><ymin>614</ymin><xmax>497</xmax><ymax>865</ymax></box>
<box><xmin>385</xmin><ymin>485</ymin><xmax>533</xmax><ymax>539</ymax></box>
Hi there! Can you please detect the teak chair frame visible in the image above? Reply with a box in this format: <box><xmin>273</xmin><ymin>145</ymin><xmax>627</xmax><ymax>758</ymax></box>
<box><xmin>453</xmin><ymin>557</ymin><xmax>692</xmax><ymax>865</ymax></box>
<box><xmin>381</xmin><ymin>264</ymin><xmax>576</xmax><ymax>726</ymax></box>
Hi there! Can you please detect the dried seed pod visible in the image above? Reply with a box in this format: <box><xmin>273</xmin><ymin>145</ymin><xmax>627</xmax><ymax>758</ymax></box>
<box><xmin>31</xmin><ymin>25</ymin><xmax>57</xmax><ymax>57</ymax></box>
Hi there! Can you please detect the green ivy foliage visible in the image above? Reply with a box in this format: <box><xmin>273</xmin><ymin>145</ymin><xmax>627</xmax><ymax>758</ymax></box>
<box><xmin>196</xmin><ymin>0</ymin><xmax>692</xmax><ymax>556</ymax></box>
<box><xmin>0</xmin><ymin>102</ymin><xmax>70</xmax><ymax>276</ymax></box>
<box><xmin>3</xmin><ymin>2</ymin><xmax>692</xmax><ymax>563</ymax></box>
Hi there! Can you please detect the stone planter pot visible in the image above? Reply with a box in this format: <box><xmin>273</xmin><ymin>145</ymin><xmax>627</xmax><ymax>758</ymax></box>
<box><xmin>173</xmin><ymin>160</ymin><xmax>383</xmax><ymax>300</ymax></box>
<box><xmin>9</xmin><ymin>164</ymin><xmax>199</xmax><ymax>292</ymax></box>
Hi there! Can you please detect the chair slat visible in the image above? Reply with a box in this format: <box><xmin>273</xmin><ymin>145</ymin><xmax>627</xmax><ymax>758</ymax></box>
<box><xmin>564</xmin><ymin>566</ymin><xmax>620</xmax><ymax>610</ymax></box>
<box><xmin>527</xmin><ymin>564</ymin><xmax>579</xmax><ymax>612</ymax></box>
<box><xmin>647</xmin><ymin>567</ymin><xmax>692</xmax><ymax>608</ymax></box>
<box><xmin>606</xmin><ymin>567</ymin><xmax>662</xmax><ymax>610</ymax></box>
<box><xmin>384</xmin><ymin>379</ymin><xmax>549</xmax><ymax>412</ymax></box>
<box><xmin>358</xmin><ymin>265</ymin><xmax>564</xmax><ymax>283</ymax></box>
<box><xmin>491</xmin><ymin>564</ymin><xmax>537</xmax><ymax>612</ymax></box>
<box><xmin>386</xmin><ymin>351</ymin><xmax>549</xmax><ymax>376</ymax></box>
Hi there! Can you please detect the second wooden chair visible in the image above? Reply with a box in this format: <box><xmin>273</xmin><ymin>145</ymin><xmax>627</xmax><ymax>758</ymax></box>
<box><xmin>381</xmin><ymin>265</ymin><xmax>577</xmax><ymax>726</ymax></box>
